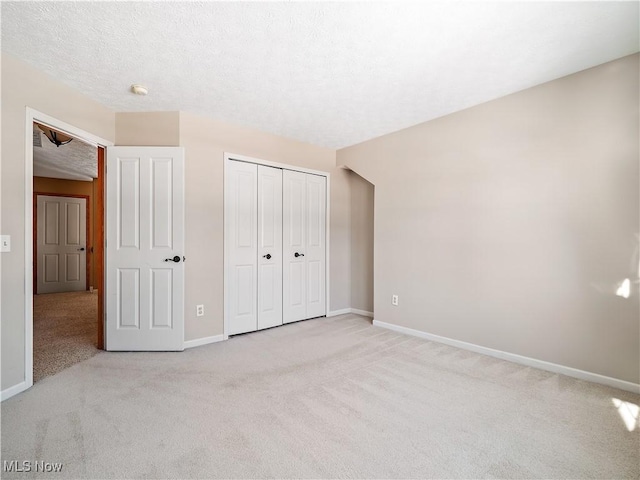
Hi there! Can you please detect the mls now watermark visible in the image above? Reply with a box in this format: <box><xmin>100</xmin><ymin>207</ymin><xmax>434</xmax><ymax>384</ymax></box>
<box><xmin>3</xmin><ymin>460</ymin><xmax>63</xmax><ymax>473</ymax></box>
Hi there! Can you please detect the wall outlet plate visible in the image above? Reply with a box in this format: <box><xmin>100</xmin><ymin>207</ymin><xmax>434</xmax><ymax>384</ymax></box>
<box><xmin>196</xmin><ymin>304</ymin><xmax>204</xmax><ymax>317</ymax></box>
<box><xmin>0</xmin><ymin>235</ymin><xmax>10</xmax><ymax>252</ymax></box>
<box><xmin>392</xmin><ymin>294</ymin><xmax>399</xmax><ymax>306</ymax></box>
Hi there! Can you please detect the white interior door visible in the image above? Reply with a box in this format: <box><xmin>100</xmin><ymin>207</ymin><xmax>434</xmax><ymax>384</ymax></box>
<box><xmin>36</xmin><ymin>195</ymin><xmax>87</xmax><ymax>294</ymax></box>
<box><xmin>305</xmin><ymin>174</ymin><xmax>326</xmax><ymax>318</ymax></box>
<box><xmin>106</xmin><ymin>146</ymin><xmax>185</xmax><ymax>351</ymax></box>
<box><xmin>283</xmin><ymin>170</ymin><xmax>307</xmax><ymax>323</ymax></box>
<box><xmin>257</xmin><ymin>165</ymin><xmax>283</xmax><ymax>330</ymax></box>
<box><xmin>226</xmin><ymin>160</ymin><xmax>258</xmax><ymax>335</ymax></box>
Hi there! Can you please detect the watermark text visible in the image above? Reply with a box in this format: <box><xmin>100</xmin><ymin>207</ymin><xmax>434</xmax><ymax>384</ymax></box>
<box><xmin>3</xmin><ymin>460</ymin><xmax>63</xmax><ymax>473</ymax></box>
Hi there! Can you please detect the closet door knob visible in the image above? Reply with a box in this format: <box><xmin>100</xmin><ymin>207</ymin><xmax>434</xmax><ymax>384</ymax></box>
<box><xmin>263</xmin><ymin>254</ymin><xmax>272</xmax><ymax>260</ymax></box>
<box><xmin>294</xmin><ymin>252</ymin><xmax>305</xmax><ymax>257</ymax></box>
<box><xmin>164</xmin><ymin>255</ymin><xmax>181</xmax><ymax>263</ymax></box>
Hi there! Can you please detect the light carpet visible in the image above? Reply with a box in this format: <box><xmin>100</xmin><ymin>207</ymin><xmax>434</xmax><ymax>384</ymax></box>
<box><xmin>2</xmin><ymin>314</ymin><xmax>638</xmax><ymax>479</ymax></box>
<box><xmin>33</xmin><ymin>291</ymin><xmax>99</xmax><ymax>382</ymax></box>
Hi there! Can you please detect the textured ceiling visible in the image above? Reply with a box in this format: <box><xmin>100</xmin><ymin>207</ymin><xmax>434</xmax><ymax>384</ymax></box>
<box><xmin>33</xmin><ymin>124</ymin><xmax>97</xmax><ymax>182</ymax></box>
<box><xmin>3</xmin><ymin>2</ymin><xmax>639</xmax><ymax>149</ymax></box>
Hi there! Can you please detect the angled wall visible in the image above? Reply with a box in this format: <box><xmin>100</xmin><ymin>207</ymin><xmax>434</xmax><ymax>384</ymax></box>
<box><xmin>338</xmin><ymin>54</ymin><xmax>640</xmax><ymax>384</ymax></box>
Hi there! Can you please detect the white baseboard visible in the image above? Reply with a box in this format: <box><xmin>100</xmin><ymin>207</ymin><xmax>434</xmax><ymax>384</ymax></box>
<box><xmin>373</xmin><ymin>319</ymin><xmax>640</xmax><ymax>394</ymax></box>
<box><xmin>327</xmin><ymin>308</ymin><xmax>374</xmax><ymax>318</ymax></box>
<box><xmin>351</xmin><ymin>308</ymin><xmax>374</xmax><ymax>318</ymax></box>
<box><xmin>1</xmin><ymin>381</ymin><xmax>29</xmax><ymax>402</ymax></box>
<box><xmin>183</xmin><ymin>334</ymin><xmax>227</xmax><ymax>349</ymax></box>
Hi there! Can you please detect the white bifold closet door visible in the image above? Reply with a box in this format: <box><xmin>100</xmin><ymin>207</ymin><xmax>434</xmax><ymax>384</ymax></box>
<box><xmin>283</xmin><ymin>170</ymin><xmax>326</xmax><ymax>323</ymax></box>
<box><xmin>227</xmin><ymin>160</ymin><xmax>283</xmax><ymax>335</ymax></box>
<box><xmin>257</xmin><ymin>165</ymin><xmax>283</xmax><ymax>330</ymax></box>
<box><xmin>226</xmin><ymin>159</ymin><xmax>326</xmax><ymax>335</ymax></box>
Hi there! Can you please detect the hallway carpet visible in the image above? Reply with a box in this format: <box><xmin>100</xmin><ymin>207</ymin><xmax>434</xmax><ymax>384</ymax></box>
<box><xmin>2</xmin><ymin>314</ymin><xmax>638</xmax><ymax>478</ymax></box>
<box><xmin>33</xmin><ymin>291</ymin><xmax>99</xmax><ymax>382</ymax></box>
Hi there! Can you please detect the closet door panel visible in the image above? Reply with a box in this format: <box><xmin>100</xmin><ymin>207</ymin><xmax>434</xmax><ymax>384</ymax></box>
<box><xmin>226</xmin><ymin>160</ymin><xmax>258</xmax><ymax>335</ymax></box>
<box><xmin>305</xmin><ymin>174</ymin><xmax>326</xmax><ymax>318</ymax></box>
<box><xmin>257</xmin><ymin>165</ymin><xmax>283</xmax><ymax>330</ymax></box>
<box><xmin>283</xmin><ymin>170</ymin><xmax>307</xmax><ymax>323</ymax></box>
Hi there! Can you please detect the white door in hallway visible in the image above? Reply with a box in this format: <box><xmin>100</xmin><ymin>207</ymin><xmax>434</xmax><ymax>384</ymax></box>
<box><xmin>106</xmin><ymin>146</ymin><xmax>185</xmax><ymax>351</ymax></box>
<box><xmin>283</xmin><ymin>171</ymin><xmax>326</xmax><ymax>323</ymax></box>
<box><xmin>36</xmin><ymin>195</ymin><xmax>87</xmax><ymax>294</ymax></box>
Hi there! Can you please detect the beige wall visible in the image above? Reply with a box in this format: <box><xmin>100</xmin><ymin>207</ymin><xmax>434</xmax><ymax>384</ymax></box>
<box><xmin>2</xmin><ymin>56</ymin><xmax>357</xmax><ymax>396</ymax></box>
<box><xmin>1</xmin><ymin>53</ymin><xmax>115</xmax><ymax>390</ymax></box>
<box><xmin>349</xmin><ymin>171</ymin><xmax>374</xmax><ymax>312</ymax></box>
<box><xmin>33</xmin><ymin>177</ymin><xmax>97</xmax><ymax>288</ymax></box>
<box><xmin>338</xmin><ymin>54</ymin><xmax>640</xmax><ymax>384</ymax></box>
<box><xmin>116</xmin><ymin>111</ymin><xmax>350</xmax><ymax>341</ymax></box>
<box><xmin>115</xmin><ymin>112</ymin><xmax>180</xmax><ymax>146</ymax></box>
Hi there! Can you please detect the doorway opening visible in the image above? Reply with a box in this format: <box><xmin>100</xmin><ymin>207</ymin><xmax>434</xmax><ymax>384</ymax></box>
<box><xmin>30</xmin><ymin>118</ymin><xmax>106</xmax><ymax>382</ymax></box>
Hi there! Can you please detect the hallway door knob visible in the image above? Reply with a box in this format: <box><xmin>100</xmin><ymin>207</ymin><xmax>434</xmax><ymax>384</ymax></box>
<box><xmin>294</xmin><ymin>252</ymin><xmax>305</xmax><ymax>258</ymax></box>
<box><xmin>263</xmin><ymin>254</ymin><xmax>272</xmax><ymax>260</ymax></box>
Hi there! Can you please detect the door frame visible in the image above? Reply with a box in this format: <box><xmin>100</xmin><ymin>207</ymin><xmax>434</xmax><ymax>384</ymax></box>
<box><xmin>223</xmin><ymin>152</ymin><xmax>331</xmax><ymax>337</ymax></box>
<box><xmin>24</xmin><ymin>107</ymin><xmax>113</xmax><ymax>389</ymax></box>
<box><xmin>33</xmin><ymin>193</ymin><xmax>91</xmax><ymax>294</ymax></box>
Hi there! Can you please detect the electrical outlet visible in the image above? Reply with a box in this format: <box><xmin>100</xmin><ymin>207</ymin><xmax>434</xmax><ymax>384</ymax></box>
<box><xmin>196</xmin><ymin>304</ymin><xmax>204</xmax><ymax>317</ymax></box>
<box><xmin>392</xmin><ymin>294</ymin><xmax>399</xmax><ymax>306</ymax></box>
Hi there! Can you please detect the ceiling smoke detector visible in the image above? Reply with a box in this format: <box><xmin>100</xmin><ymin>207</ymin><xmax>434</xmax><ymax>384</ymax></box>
<box><xmin>130</xmin><ymin>84</ymin><xmax>148</xmax><ymax>96</ymax></box>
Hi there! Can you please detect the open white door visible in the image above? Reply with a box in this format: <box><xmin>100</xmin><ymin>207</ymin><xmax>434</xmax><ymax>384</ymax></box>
<box><xmin>106</xmin><ymin>146</ymin><xmax>185</xmax><ymax>351</ymax></box>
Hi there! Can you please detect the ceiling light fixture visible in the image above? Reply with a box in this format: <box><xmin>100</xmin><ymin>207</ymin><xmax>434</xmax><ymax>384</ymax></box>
<box><xmin>131</xmin><ymin>84</ymin><xmax>148</xmax><ymax>95</ymax></box>
<box><xmin>37</xmin><ymin>124</ymin><xmax>73</xmax><ymax>147</ymax></box>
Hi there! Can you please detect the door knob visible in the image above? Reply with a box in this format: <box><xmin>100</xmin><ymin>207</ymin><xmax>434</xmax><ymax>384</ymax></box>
<box><xmin>263</xmin><ymin>254</ymin><xmax>272</xmax><ymax>259</ymax></box>
<box><xmin>164</xmin><ymin>255</ymin><xmax>181</xmax><ymax>263</ymax></box>
<box><xmin>294</xmin><ymin>252</ymin><xmax>305</xmax><ymax>257</ymax></box>
<box><xmin>78</xmin><ymin>247</ymin><xmax>85</xmax><ymax>251</ymax></box>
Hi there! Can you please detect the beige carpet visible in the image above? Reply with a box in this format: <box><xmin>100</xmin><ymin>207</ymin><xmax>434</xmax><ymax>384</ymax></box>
<box><xmin>33</xmin><ymin>291</ymin><xmax>99</xmax><ymax>382</ymax></box>
<box><xmin>2</xmin><ymin>314</ymin><xmax>638</xmax><ymax>479</ymax></box>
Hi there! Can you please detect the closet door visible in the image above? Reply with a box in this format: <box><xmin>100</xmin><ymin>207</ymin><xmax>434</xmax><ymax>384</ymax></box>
<box><xmin>283</xmin><ymin>170</ymin><xmax>307</xmax><ymax>323</ymax></box>
<box><xmin>283</xmin><ymin>171</ymin><xmax>327</xmax><ymax>323</ymax></box>
<box><xmin>305</xmin><ymin>174</ymin><xmax>326</xmax><ymax>319</ymax></box>
<box><xmin>226</xmin><ymin>160</ymin><xmax>258</xmax><ymax>335</ymax></box>
<box><xmin>257</xmin><ymin>165</ymin><xmax>283</xmax><ymax>329</ymax></box>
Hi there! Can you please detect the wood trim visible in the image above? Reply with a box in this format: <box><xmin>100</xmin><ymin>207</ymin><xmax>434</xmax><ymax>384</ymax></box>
<box><xmin>33</xmin><ymin>195</ymin><xmax>37</xmax><ymax>294</ymax></box>
<box><xmin>33</xmin><ymin>192</ymin><xmax>91</xmax><ymax>294</ymax></box>
<box><xmin>96</xmin><ymin>147</ymin><xmax>105</xmax><ymax>349</ymax></box>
